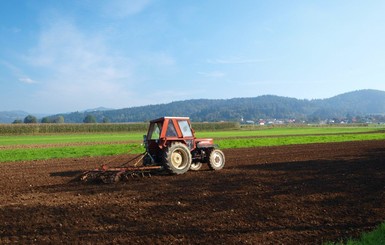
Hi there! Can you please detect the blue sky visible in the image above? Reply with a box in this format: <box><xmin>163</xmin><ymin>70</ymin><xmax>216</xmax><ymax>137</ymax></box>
<box><xmin>1</xmin><ymin>0</ymin><xmax>385</xmax><ymax>114</ymax></box>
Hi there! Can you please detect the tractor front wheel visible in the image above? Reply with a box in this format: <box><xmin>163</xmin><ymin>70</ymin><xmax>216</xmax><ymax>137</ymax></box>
<box><xmin>163</xmin><ymin>143</ymin><xmax>192</xmax><ymax>174</ymax></box>
<box><xmin>190</xmin><ymin>162</ymin><xmax>202</xmax><ymax>171</ymax></box>
<box><xmin>208</xmin><ymin>149</ymin><xmax>225</xmax><ymax>170</ymax></box>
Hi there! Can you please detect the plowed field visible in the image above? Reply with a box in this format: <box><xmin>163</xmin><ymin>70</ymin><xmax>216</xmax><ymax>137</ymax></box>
<box><xmin>1</xmin><ymin>140</ymin><xmax>384</xmax><ymax>244</ymax></box>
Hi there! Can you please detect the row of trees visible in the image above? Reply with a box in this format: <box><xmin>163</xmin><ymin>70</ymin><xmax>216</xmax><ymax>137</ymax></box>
<box><xmin>12</xmin><ymin>115</ymin><xmax>109</xmax><ymax>124</ymax></box>
<box><xmin>12</xmin><ymin>113</ymin><xmax>385</xmax><ymax>125</ymax></box>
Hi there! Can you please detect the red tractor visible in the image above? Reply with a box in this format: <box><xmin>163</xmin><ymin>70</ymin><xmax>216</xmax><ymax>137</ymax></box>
<box><xmin>80</xmin><ymin>116</ymin><xmax>225</xmax><ymax>183</ymax></box>
<box><xmin>143</xmin><ymin>116</ymin><xmax>225</xmax><ymax>174</ymax></box>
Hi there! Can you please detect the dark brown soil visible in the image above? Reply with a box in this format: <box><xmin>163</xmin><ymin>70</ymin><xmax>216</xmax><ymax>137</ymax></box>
<box><xmin>0</xmin><ymin>140</ymin><xmax>384</xmax><ymax>244</ymax></box>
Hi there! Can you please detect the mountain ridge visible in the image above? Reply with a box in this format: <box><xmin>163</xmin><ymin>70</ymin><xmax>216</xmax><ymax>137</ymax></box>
<box><xmin>2</xmin><ymin>89</ymin><xmax>385</xmax><ymax>123</ymax></box>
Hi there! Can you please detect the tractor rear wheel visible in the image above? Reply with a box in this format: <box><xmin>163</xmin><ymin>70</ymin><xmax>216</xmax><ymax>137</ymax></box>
<box><xmin>163</xmin><ymin>143</ymin><xmax>192</xmax><ymax>174</ymax></box>
<box><xmin>208</xmin><ymin>149</ymin><xmax>225</xmax><ymax>170</ymax></box>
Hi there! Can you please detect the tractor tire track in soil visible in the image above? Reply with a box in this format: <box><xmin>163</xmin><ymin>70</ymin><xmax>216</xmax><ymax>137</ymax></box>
<box><xmin>0</xmin><ymin>140</ymin><xmax>384</xmax><ymax>244</ymax></box>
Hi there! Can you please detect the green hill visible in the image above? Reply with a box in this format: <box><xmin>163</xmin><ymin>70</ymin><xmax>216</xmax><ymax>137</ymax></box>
<box><xmin>6</xmin><ymin>89</ymin><xmax>385</xmax><ymax>123</ymax></box>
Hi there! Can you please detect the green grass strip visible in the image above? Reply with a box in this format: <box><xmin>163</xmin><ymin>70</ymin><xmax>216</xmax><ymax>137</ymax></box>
<box><xmin>325</xmin><ymin>222</ymin><xmax>385</xmax><ymax>245</ymax></box>
<box><xmin>0</xmin><ymin>133</ymin><xmax>144</xmax><ymax>146</ymax></box>
<box><xmin>0</xmin><ymin>144</ymin><xmax>145</xmax><ymax>162</ymax></box>
<box><xmin>217</xmin><ymin>133</ymin><xmax>385</xmax><ymax>149</ymax></box>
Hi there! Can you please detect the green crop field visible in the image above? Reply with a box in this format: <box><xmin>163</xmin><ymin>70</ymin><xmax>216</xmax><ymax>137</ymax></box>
<box><xmin>1</xmin><ymin>125</ymin><xmax>383</xmax><ymax>146</ymax></box>
<box><xmin>0</xmin><ymin>125</ymin><xmax>384</xmax><ymax>162</ymax></box>
<box><xmin>196</xmin><ymin>126</ymin><xmax>384</xmax><ymax>138</ymax></box>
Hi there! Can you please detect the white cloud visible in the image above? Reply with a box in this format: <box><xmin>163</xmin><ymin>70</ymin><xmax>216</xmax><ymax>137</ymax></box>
<box><xmin>0</xmin><ymin>59</ymin><xmax>38</xmax><ymax>85</ymax></box>
<box><xmin>23</xmin><ymin>17</ymin><xmax>137</xmax><ymax>112</ymax></box>
<box><xmin>19</xmin><ymin>77</ymin><xmax>37</xmax><ymax>84</ymax></box>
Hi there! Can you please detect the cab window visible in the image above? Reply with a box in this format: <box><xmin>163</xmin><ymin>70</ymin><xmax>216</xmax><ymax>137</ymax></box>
<box><xmin>149</xmin><ymin>122</ymin><xmax>162</xmax><ymax>140</ymax></box>
<box><xmin>166</xmin><ymin>120</ymin><xmax>178</xmax><ymax>137</ymax></box>
<box><xmin>178</xmin><ymin>120</ymin><xmax>193</xmax><ymax>137</ymax></box>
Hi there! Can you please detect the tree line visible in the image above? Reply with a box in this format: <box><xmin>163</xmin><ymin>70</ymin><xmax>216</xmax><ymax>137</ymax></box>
<box><xmin>12</xmin><ymin>115</ymin><xmax>104</xmax><ymax>124</ymax></box>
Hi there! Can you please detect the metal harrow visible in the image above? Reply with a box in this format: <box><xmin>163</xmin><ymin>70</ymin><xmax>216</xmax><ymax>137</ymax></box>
<box><xmin>79</xmin><ymin>153</ymin><xmax>162</xmax><ymax>184</ymax></box>
<box><xmin>80</xmin><ymin>165</ymin><xmax>162</xmax><ymax>183</ymax></box>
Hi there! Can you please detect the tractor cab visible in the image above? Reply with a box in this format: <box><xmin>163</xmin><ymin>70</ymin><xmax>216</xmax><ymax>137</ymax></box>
<box><xmin>146</xmin><ymin>116</ymin><xmax>194</xmax><ymax>148</ymax></box>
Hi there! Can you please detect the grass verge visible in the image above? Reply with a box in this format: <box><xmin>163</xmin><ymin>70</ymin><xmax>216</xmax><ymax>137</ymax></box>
<box><xmin>325</xmin><ymin>222</ymin><xmax>385</xmax><ymax>245</ymax></box>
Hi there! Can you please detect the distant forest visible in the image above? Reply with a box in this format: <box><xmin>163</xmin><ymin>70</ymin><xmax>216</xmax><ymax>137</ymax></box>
<box><xmin>6</xmin><ymin>89</ymin><xmax>385</xmax><ymax>124</ymax></box>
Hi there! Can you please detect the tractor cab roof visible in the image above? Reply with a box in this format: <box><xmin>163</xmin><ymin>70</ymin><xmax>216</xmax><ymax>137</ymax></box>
<box><xmin>150</xmin><ymin>116</ymin><xmax>190</xmax><ymax>123</ymax></box>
